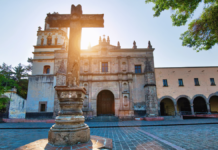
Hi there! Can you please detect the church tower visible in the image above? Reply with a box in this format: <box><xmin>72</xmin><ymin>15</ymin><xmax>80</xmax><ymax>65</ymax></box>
<box><xmin>26</xmin><ymin>15</ymin><xmax>68</xmax><ymax>118</ymax></box>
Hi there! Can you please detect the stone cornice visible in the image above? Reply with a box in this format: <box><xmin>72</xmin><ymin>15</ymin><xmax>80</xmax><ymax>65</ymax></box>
<box><xmin>32</xmin><ymin>51</ymin><xmax>54</xmax><ymax>54</ymax></box>
<box><xmin>34</xmin><ymin>45</ymin><xmax>62</xmax><ymax>48</ymax></box>
<box><xmin>144</xmin><ymin>84</ymin><xmax>156</xmax><ymax>87</ymax></box>
<box><xmin>32</xmin><ymin>59</ymin><xmax>54</xmax><ymax>62</ymax></box>
<box><xmin>80</xmin><ymin>79</ymin><xmax>129</xmax><ymax>82</ymax></box>
<box><xmin>80</xmin><ymin>72</ymin><xmax>139</xmax><ymax>76</ymax></box>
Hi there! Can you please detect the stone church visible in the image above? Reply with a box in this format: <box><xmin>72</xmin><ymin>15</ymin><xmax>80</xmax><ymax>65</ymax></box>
<box><xmin>26</xmin><ymin>18</ymin><xmax>218</xmax><ymax>120</ymax></box>
<box><xmin>26</xmin><ymin>19</ymin><xmax>158</xmax><ymax>119</ymax></box>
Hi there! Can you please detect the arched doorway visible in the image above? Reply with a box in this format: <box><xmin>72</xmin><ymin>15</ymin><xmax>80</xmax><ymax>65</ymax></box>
<box><xmin>210</xmin><ymin>96</ymin><xmax>218</xmax><ymax>113</ymax></box>
<box><xmin>177</xmin><ymin>98</ymin><xmax>191</xmax><ymax>115</ymax></box>
<box><xmin>97</xmin><ymin>90</ymin><xmax>115</xmax><ymax>116</ymax></box>
<box><xmin>160</xmin><ymin>98</ymin><xmax>175</xmax><ymax>116</ymax></box>
<box><xmin>193</xmin><ymin>97</ymin><xmax>207</xmax><ymax>114</ymax></box>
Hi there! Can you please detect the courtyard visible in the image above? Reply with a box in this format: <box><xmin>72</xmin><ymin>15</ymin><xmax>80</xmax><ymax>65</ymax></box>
<box><xmin>0</xmin><ymin>119</ymin><xmax>218</xmax><ymax>150</ymax></box>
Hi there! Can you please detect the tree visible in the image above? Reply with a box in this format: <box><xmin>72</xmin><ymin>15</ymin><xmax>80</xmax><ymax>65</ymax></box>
<box><xmin>145</xmin><ymin>0</ymin><xmax>218</xmax><ymax>51</ymax></box>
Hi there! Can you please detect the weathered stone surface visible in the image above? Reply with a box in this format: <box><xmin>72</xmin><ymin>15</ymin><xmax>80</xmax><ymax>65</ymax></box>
<box><xmin>48</xmin><ymin>86</ymin><xmax>90</xmax><ymax>146</ymax></box>
<box><xmin>48</xmin><ymin>127</ymin><xmax>90</xmax><ymax>146</ymax></box>
<box><xmin>16</xmin><ymin>135</ymin><xmax>112</xmax><ymax>150</ymax></box>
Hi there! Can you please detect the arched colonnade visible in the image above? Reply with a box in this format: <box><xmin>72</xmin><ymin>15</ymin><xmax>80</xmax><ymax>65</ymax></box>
<box><xmin>159</xmin><ymin>92</ymin><xmax>218</xmax><ymax>116</ymax></box>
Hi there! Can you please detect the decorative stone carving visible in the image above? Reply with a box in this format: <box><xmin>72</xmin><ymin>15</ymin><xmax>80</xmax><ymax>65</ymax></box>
<box><xmin>48</xmin><ymin>87</ymin><xmax>90</xmax><ymax>146</ymax></box>
<box><xmin>134</xmin><ymin>102</ymin><xmax>146</xmax><ymax>111</ymax></box>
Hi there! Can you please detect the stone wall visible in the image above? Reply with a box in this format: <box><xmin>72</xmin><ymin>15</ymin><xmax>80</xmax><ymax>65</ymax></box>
<box><xmin>26</xmin><ymin>75</ymin><xmax>56</xmax><ymax>112</ymax></box>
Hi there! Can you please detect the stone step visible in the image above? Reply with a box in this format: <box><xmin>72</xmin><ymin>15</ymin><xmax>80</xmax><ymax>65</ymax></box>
<box><xmin>163</xmin><ymin>116</ymin><xmax>183</xmax><ymax>120</ymax></box>
<box><xmin>87</xmin><ymin>116</ymin><xmax>119</xmax><ymax>122</ymax></box>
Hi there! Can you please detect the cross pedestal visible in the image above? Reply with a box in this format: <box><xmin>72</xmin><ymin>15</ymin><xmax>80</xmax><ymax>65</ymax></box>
<box><xmin>48</xmin><ymin>87</ymin><xmax>90</xmax><ymax>146</ymax></box>
<box><xmin>45</xmin><ymin>4</ymin><xmax>104</xmax><ymax>146</ymax></box>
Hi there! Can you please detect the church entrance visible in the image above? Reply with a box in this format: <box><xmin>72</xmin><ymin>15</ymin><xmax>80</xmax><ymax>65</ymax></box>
<box><xmin>97</xmin><ymin>90</ymin><xmax>115</xmax><ymax>116</ymax></box>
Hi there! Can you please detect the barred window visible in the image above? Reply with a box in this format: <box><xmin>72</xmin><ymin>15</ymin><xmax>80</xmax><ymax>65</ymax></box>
<box><xmin>178</xmin><ymin>79</ymin><xmax>184</xmax><ymax>86</ymax></box>
<box><xmin>163</xmin><ymin>79</ymin><xmax>168</xmax><ymax>87</ymax></box>
<box><xmin>210</xmin><ymin>78</ymin><xmax>215</xmax><ymax>85</ymax></box>
<box><xmin>194</xmin><ymin>78</ymin><xmax>200</xmax><ymax>86</ymax></box>
<box><xmin>102</xmin><ymin>62</ymin><xmax>108</xmax><ymax>72</ymax></box>
<box><xmin>135</xmin><ymin>65</ymin><xmax>141</xmax><ymax>73</ymax></box>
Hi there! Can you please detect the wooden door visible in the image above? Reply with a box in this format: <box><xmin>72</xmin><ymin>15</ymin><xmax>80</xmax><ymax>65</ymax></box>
<box><xmin>97</xmin><ymin>90</ymin><xmax>114</xmax><ymax>116</ymax></box>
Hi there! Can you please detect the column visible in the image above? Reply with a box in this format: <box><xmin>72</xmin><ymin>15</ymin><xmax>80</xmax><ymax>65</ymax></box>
<box><xmin>191</xmin><ymin>104</ymin><xmax>195</xmax><ymax>115</ymax></box>
<box><xmin>118</xmin><ymin>56</ymin><xmax>121</xmax><ymax>73</ymax></box>
<box><xmin>127</xmin><ymin>56</ymin><xmax>131</xmax><ymax>72</ymax></box>
<box><xmin>128</xmin><ymin>81</ymin><xmax>133</xmax><ymax>110</ymax></box>
<box><xmin>174</xmin><ymin>104</ymin><xmax>178</xmax><ymax>116</ymax></box>
<box><xmin>88</xmin><ymin>57</ymin><xmax>92</xmax><ymax>73</ymax></box>
<box><xmin>88</xmin><ymin>81</ymin><xmax>92</xmax><ymax>115</ymax></box>
<box><xmin>119</xmin><ymin>81</ymin><xmax>122</xmax><ymax>110</ymax></box>
<box><xmin>207</xmin><ymin>103</ymin><xmax>211</xmax><ymax>114</ymax></box>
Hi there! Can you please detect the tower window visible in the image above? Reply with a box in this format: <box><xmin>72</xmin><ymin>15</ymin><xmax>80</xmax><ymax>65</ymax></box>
<box><xmin>194</xmin><ymin>78</ymin><xmax>200</xmax><ymax>86</ymax></box>
<box><xmin>102</xmin><ymin>62</ymin><xmax>108</xmax><ymax>72</ymax></box>
<box><xmin>43</xmin><ymin>65</ymin><xmax>50</xmax><ymax>74</ymax></box>
<box><xmin>41</xmin><ymin>38</ymin><xmax>44</xmax><ymax>46</ymax></box>
<box><xmin>163</xmin><ymin>79</ymin><xmax>168</xmax><ymax>87</ymax></box>
<box><xmin>210</xmin><ymin>78</ymin><xmax>216</xmax><ymax>85</ymax></box>
<box><xmin>47</xmin><ymin>36</ymin><xmax>52</xmax><ymax>45</ymax></box>
<box><xmin>178</xmin><ymin>79</ymin><xmax>184</xmax><ymax>86</ymax></box>
<box><xmin>55</xmin><ymin>37</ymin><xmax>58</xmax><ymax>45</ymax></box>
<box><xmin>135</xmin><ymin>65</ymin><xmax>141</xmax><ymax>73</ymax></box>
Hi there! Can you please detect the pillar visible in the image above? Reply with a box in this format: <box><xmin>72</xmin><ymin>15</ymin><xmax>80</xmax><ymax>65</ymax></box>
<box><xmin>191</xmin><ymin>104</ymin><xmax>195</xmax><ymax>115</ymax></box>
<box><xmin>119</xmin><ymin>81</ymin><xmax>122</xmax><ymax>110</ymax></box>
<box><xmin>127</xmin><ymin>56</ymin><xmax>131</xmax><ymax>72</ymax></box>
<box><xmin>128</xmin><ymin>81</ymin><xmax>133</xmax><ymax>110</ymax></box>
<box><xmin>88</xmin><ymin>57</ymin><xmax>92</xmax><ymax>73</ymax></box>
<box><xmin>174</xmin><ymin>104</ymin><xmax>178</xmax><ymax>116</ymax></box>
<box><xmin>118</xmin><ymin>56</ymin><xmax>121</xmax><ymax>73</ymax></box>
<box><xmin>207</xmin><ymin>103</ymin><xmax>211</xmax><ymax>114</ymax></box>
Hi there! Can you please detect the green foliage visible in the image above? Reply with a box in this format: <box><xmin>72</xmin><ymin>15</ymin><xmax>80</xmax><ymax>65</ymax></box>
<box><xmin>0</xmin><ymin>60</ymin><xmax>31</xmax><ymax>109</ymax></box>
<box><xmin>145</xmin><ymin>0</ymin><xmax>218</xmax><ymax>51</ymax></box>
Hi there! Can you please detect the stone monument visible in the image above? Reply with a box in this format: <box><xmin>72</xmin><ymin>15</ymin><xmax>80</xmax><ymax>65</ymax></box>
<box><xmin>46</xmin><ymin>4</ymin><xmax>104</xmax><ymax>146</ymax></box>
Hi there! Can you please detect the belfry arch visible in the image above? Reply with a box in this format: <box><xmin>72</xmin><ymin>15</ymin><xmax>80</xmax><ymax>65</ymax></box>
<box><xmin>97</xmin><ymin>90</ymin><xmax>115</xmax><ymax>116</ymax></box>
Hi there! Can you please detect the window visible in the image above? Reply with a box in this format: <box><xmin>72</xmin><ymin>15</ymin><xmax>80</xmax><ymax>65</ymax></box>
<box><xmin>41</xmin><ymin>38</ymin><xmax>44</xmax><ymax>46</ymax></box>
<box><xmin>55</xmin><ymin>38</ymin><xmax>58</xmax><ymax>45</ymax></box>
<box><xmin>178</xmin><ymin>79</ymin><xmax>184</xmax><ymax>86</ymax></box>
<box><xmin>194</xmin><ymin>78</ymin><xmax>200</xmax><ymax>86</ymax></box>
<box><xmin>47</xmin><ymin>36</ymin><xmax>52</xmax><ymax>45</ymax></box>
<box><xmin>135</xmin><ymin>65</ymin><xmax>141</xmax><ymax>73</ymax></box>
<box><xmin>102</xmin><ymin>62</ymin><xmax>108</xmax><ymax>72</ymax></box>
<box><xmin>39</xmin><ymin>102</ymin><xmax>47</xmax><ymax>112</ymax></box>
<box><xmin>163</xmin><ymin>79</ymin><xmax>168</xmax><ymax>87</ymax></box>
<box><xmin>210</xmin><ymin>78</ymin><xmax>216</xmax><ymax>85</ymax></box>
<box><xmin>43</xmin><ymin>65</ymin><xmax>50</xmax><ymax>74</ymax></box>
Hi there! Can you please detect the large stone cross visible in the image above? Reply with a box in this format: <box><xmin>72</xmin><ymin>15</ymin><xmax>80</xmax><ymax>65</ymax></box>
<box><xmin>46</xmin><ymin>5</ymin><xmax>104</xmax><ymax>87</ymax></box>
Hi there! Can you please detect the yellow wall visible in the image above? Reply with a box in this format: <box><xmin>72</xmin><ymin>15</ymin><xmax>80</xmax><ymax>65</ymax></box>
<box><xmin>155</xmin><ymin>67</ymin><xmax>218</xmax><ymax>100</ymax></box>
<box><xmin>161</xmin><ymin>98</ymin><xmax>175</xmax><ymax>116</ymax></box>
<box><xmin>210</xmin><ymin>96</ymin><xmax>218</xmax><ymax>112</ymax></box>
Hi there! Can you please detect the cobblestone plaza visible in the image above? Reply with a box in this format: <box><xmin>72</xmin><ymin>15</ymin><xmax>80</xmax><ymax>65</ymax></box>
<box><xmin>0</xmin><ymin>119</ymin><xmax>218</xmax><ymax>150</ymax></box>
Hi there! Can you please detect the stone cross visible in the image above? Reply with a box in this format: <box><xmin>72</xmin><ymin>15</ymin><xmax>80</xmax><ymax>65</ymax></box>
<box><xmin>46</xmin><ymin>4</ymin><xmax>104</xmax><ymax>87</ymax></box>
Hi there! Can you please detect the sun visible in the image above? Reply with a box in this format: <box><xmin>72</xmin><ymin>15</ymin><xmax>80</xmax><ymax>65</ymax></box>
<box><xmin>81</xmin><ymin>28</ymin><xmax>102</xmax><ymax>50</ymax></box>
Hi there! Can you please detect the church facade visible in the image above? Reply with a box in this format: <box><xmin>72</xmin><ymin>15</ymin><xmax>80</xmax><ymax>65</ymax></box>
<box><xmin>26</xmin><ymin>22</ymin><xmax>218</xmax><ymax>119</ymax></box>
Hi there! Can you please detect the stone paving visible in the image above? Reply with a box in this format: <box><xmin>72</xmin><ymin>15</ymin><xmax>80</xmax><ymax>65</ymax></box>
<box><xmin>0</xmin><ymin>123</ymin><xmax>218</xmax><ymax>150</ymax></box>
<box><xmin>0</xmin><ymin>119</ymin><xmax>218</xmax><ymax>129</ymax></box>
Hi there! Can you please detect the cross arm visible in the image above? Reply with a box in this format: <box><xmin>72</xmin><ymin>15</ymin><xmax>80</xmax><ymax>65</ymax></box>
<box><xmin>81</xmin><ymin>14</ymin><xmax>104</xmax><ymax>27</ymax></box>
<box><xmin>45</xmin><ymin>14</ymin><xmax>71</xmax><ymax>27</ymax></box>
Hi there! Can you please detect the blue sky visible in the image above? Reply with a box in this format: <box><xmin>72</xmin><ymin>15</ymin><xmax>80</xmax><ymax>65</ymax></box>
<box><xmin>0</xmin><ymin>0</ymin><xmax>217</xmax><ymax>68</ymax></box>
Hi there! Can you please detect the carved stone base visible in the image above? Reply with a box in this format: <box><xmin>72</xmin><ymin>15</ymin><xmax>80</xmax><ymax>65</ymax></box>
<box><xmin>48</xmin><ymin>126</ymin><xmax>90</xmax><ymax>146</ymax></box>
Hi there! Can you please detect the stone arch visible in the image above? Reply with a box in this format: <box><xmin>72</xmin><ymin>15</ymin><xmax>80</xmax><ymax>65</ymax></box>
<box><xmin>208</xmin><ymin>92</ymin><xmax>218</xmax><ymax>113</ymax></box>
<box><xmin>208</xmin><ymin>92</ymin><xmax>218</xmax><ymax>102</ymax></box>
<box><xmin>159</xmin><ymin>97</ymin><xmax>175</xmax><ymax>116</ymax></box>
<box><xmin>159</xmin><ymin>96</ymin><xmax>176</xmax><ymax>105</ymax></box>
<box><xmin>93</xmin><ymin>88</ymin><xmax>117</xmax><ymax>100</ymax></box>
<box><xmin>176</xmin><ymin>95</ymin><xmax>191</xmax><ymax>103</ymax></box>
<box><xmin>192</xmin><ymin>96</ymin><xmax>207</xmax><ymax>114</ymax></box>
<box><xmin>191</xmin><ymin>94</ymin><xmax>208</xmax><ymax>104</ymax></box>
<box><xmin>176</xmin><ymin>95</ymin><xmax>192</xmax><ymax>115</ymax></box>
